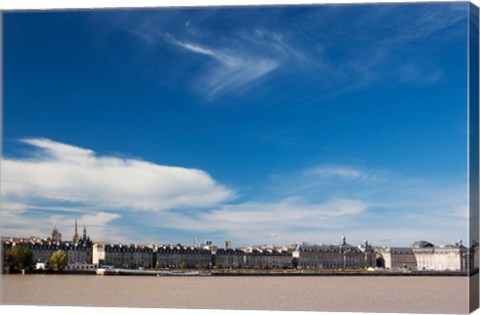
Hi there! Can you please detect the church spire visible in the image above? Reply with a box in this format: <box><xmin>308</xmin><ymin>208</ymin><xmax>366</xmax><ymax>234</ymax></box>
<box><xmin>73</xmin><ymin>219</ymin><xmax>79</xmax><ymax>244</ymax></box>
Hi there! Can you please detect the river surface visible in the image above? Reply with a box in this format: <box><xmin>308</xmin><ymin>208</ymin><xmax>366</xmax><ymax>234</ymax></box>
<box><xmin>0</xmin><ymin>274</ymin><xmax>473</xmax><ymax>313</ymax></box>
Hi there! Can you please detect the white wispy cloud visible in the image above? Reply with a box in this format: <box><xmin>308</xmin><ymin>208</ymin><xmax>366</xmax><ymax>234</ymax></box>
<box><xmin>164</xmin><ymin>33</ymin><xmax>225</xmax><ymax>62</ymax></box>
<box><xmin>163</xmin><ymin>33</ymin><xmax>279</xmax><ymax>98</ymax></box>
<box><xmin>304</xmin><ymin>166</ymin><xmax>375</xmax><ymax>181</ymax></box>
<box><xmin>201</xmin><ymin>197</ymin><xmax>368</xmax><ymax>227</ymax></box>
<box><xmin>256</xmin><ymin>165</ymin><xmax>469</xmax><ymax>246</ymax></box>
<box><xmin>138</xmin><ymin>197</ymin><xmax>370</xmax><ymax>245</ymax></box>
<box><xmin>1</xmin><ymin>138</ymin><xmax>234</xmax><ymax>212</ymax></box>
<box><xmin>269</xmin><ymin>165</ymin><xmax>378</xmax><ymax>199</ymax></box>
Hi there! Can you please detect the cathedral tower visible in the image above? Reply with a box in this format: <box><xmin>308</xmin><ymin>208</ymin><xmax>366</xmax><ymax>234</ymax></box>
<box><xmin>51</xmin><ymin>224</ymin><xmax>62</xmax><ymax>242</ymax></box>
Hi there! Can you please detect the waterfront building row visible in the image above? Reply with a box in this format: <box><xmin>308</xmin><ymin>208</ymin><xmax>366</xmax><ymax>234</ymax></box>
<box><xmin>88</xmin><ymin>238</ymin><xmax>478</xmax><ymax>272</ymax></box>
<box><xmin>92</xmin><ymin>244</ymin><xmax>295</xmax><ymax>269</ymax></box>
<box><xmin>89</xmin><ymin>236</ymin><xmax>374</xmax><ymax>270</ymax></box>
<box><xmin>2</xmin><ymin>229</ymin><xmax>476</xmax><ymax>272</ymax></box>
<box><xmin>9</xmin><ymin>236</ymin><xmax>371</xmax><ymax>271</ymax></box>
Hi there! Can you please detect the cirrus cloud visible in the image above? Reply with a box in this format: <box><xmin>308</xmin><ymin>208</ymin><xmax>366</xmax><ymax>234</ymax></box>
<box><xmin>163</xmin><ymin>32</ymin><xmax>280</xmax><ymax>99</ymax></box>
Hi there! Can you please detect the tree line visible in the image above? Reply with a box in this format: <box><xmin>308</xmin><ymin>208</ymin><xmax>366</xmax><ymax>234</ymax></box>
<box><xmin>4</xmin><ymin>246</ymin><xmax>68</xmax><ymax>274</ymax></box>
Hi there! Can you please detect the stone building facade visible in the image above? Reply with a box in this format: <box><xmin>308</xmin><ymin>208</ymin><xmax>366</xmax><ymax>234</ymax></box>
<box><xmin>377</xmin><ymin>247</ymin><xmax>417</xmax><ymax>270</ymax></box>
<box><xmin>244</xmin><ymin>248</ymin><xmax>293</xmax><ymax>269</ymax></box>
<box><xmin>215</xmin><ymin>248</ymin><xmax>245</xmax><ymax>268</ymax></box>
<box><xmin>92</xmin><ymin>243</ymin><xmax>153</xmax><ymax>268</ymax></box>
<box><xmin>155</xmin><ymin>245</ymin><xmax>211</xmax><ymax>268</ymax></box>
<box><xmin>293</xmin><ymin>236</ymin><xmax>375</xmax><ymax>270</ymax></box>
<box><xmin>377</xmin><ymin>240</ymin><xmax>469</xmax><ymax>271</ymax></box>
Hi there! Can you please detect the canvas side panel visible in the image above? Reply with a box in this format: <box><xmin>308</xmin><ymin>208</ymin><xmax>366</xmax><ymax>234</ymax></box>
<box><xmin>0</xmin><ymin>11</ymin><xmax>3</xmax><ymax>214</ymax></box>
<box><xmin>470</xmin><ymin>2</ymin><xmax>480</xmax><ymax>313</ymax></box>
<box><xmin>0</xmin><ymin>10</ymin><xmax>4</xmax><ymax>306</ymax></box>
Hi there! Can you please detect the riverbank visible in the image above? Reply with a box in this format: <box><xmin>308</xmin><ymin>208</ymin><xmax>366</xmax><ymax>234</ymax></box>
<box><xmin>211</xmin><ymin>269</ymin><xmax>472</xmax><ymax>277</ymax></box>
<box><xmin>13</xmin><ymin>268</ymin><xmax>473</xmax><ymax>277</ymax></box>
<box><xmin>7</xmin><ymin>266</ymin><xmax>477</xmax><ymax>277</ymax></box>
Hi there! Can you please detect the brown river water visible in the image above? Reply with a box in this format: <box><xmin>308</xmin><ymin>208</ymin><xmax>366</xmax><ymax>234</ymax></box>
<box><xmin>0</xmin><ymin>274</ymin><xmax>474</xmax><ymax>313</ymax></box>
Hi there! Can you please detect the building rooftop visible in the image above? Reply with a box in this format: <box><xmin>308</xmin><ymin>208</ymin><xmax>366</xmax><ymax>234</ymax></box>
<box><xmin>411</xmin><ymin>240</ymin><xmax>435</xmax><ymax>248</ymax></box>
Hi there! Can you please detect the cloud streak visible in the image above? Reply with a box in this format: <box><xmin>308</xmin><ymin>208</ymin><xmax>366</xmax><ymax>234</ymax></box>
<box><xmin>304</xmin><ymin>166</ymin><xmax>375</xmax><ymax>181</ymax></box>
<box><xmin>163</xmin><ymin>33</ymin><xmax>279</xmax><ymax>98</ymax></box>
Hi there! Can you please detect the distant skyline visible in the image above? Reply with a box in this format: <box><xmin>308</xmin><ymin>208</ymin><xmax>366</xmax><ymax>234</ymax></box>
<box><xmin>1</xmin><ymin>2</ymin><xmax>472</xmax><ymax>247</ymax></box>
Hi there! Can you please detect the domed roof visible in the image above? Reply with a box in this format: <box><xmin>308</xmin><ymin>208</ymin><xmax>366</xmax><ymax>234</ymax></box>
<box><xmin>411</xmin><ymin>240</ymin><xmax>434</xmax><ymax>248</ymax></box>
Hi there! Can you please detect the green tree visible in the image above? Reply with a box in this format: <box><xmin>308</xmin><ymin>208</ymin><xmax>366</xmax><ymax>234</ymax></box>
<box><xmin>48</xmin><ymin>250</ymin><xmax>68</xmax><ymax>270</ymax></box>
<box><xmin>6</xmin><ymin>246</ymin><xmax>34</xmax><ymax>273</ymax></box>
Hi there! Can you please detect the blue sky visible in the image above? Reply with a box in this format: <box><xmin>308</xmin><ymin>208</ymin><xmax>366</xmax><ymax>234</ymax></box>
<box><xmin>1</xmin><ymin>2</ymin><xmax>472</xmax><ymax>247</ymax></box>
